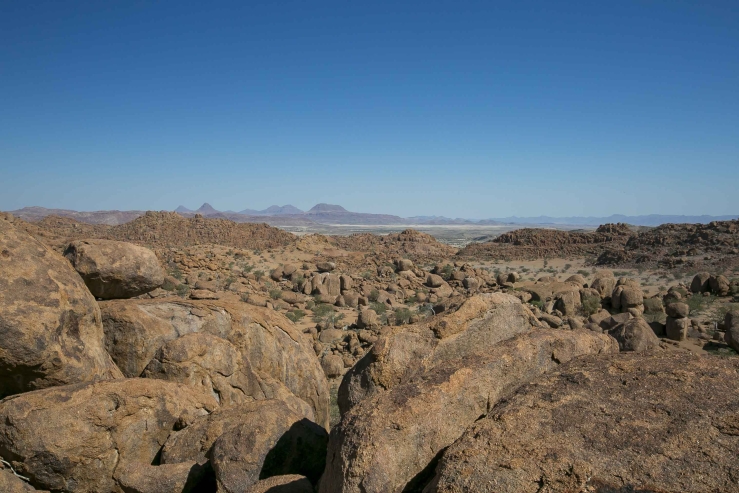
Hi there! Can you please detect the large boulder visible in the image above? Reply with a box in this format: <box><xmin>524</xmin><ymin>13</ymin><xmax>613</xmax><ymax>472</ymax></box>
<box><xmin>243</xmin><ymin>475</ymin><xmax>313</xmax><ymax>493</ymax></box>
<box><xmin>142</xmin><ymin>333</ymin><xmax>307</xmax><ymax>411</ymax></box>
<box><xmin>161</xmin><ymin>399</ymin><xmax>327</xmax><ymax>489</ymax></box>
<box><xmin>63</xmin><ymin>239</ymin><xmax>164</xmax><ymax>299</ymax></box>
<box><xmin>320</xmin><ymin>329</ymin><xmax>617</xmax><ymax>493</ymax></box>
<box><xmin>100</xmin><ymin>299</ymin><xmax>331</xmax><ymax>428</ymax></box>
<box><xmin>426</xmin><ymin>352</ymin><xmax>739</xmax><ymax>493</ymax></box>
<box><xmin>608</xmin><ymin>317</ymin><xmax>660</xmax><ymax>352</ymax></box>
<box><xmin>723</xmin><ymin>310</ymin><xmax>739</xmax><ymax>352</ymax></box>
<box><xmin>690</xmin><ymin>272</ymin><xmax>711</xmax><ymax>293</ymax></box>
<box><xmin>0</xmin><ymin>218</ymin><xmax>122</xmax><ymax>397</ymax></box>
<box><xmin>338</xmin><ymin>294</ymin><xmax>538</xmax><ymax>414</ymax></box>
<box><xmin>710</xmin><ymin>274</ymin><xmax>731</xmax><ymax>296</ymax></box>
<box><xmin>0</xmin><ymin>379</ymin><xmax>217</xmax><ymax>493</ymax></box>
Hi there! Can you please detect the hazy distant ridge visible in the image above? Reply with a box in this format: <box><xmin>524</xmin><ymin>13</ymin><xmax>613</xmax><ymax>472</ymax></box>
<box><xmin>8</xmin><ymin>204</ymin><xmax>738</xmax><ymax>227</ymax></box>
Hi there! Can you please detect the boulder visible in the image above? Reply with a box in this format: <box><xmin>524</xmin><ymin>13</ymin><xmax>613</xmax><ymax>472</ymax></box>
<box><xmin>161</xmin><ymin>399</ymin><xmax>327</xmax><ymax>488</ymax></box>
<box><xmin>710</xmin><ymin>274</ymin><xmax>731</xmax><ymax>296</ymax></box>
<box><xmin>395</xmin><ymin>259</ymin><xmax>414</xmax><ymax>272</ymax></box>
<box><xmin>666</xmin><ymin>316</ymin><xmax>690</xmax><ymax>341</ymax></box>
<box><xmin>426</xmin><ymin>274</ymin><xmax>445</xmax><ymax>288</ymax></box>
<box><xmin>321</xmin><ymin>354</ymin><xmax>345</xmax><ymax>378</ymax></box>
<box><xmin>724</xmin><ymin>310</ymin><xmax>739</xmax><ymax>352</ymax></box>
<box><xmin>356</xmin><ymin>308</ymin><xmax>380</xmax><ymax>330</ymax></box>
<box><xmin>690</xmin><ymin>272</ymin><xmax>712</xmax><ymax>293</ymax></box>
<box><xmin>665</xmin><ymin>302</ymin><xmax>689</xmax><ymax>319</ymax></box>
<box><xmin>321</xmin><ymin>330</ymin><xmax>617</xmax><ymax>493</ymax></box>
<box><xmin>564</xmin><ymin>274</ymin><xmax>586</xmax><ymax>286</ymax></box>
<box><xmin>608</xmin><ymin>317</ymin><xmax>660</xmax><ymax>352</ymax></box>
<box><xmin>554</xmin><ymin>290</ymin><xmax>581</xmax><ymax>316</ymax></box>
<box><xmin>316</xmin><ymin>262</ymin><xmax>335</xmax><ymax>273</ymax></box>
<box><xmin>0</xmin><ymin>378</ymin><xmax>217</xmax><ymax>493</ymax></box>
<box><xmin>99</xmin><ymin>299</ymin><xmax>330</xmax><ymax>428</ymax></box>
<box><xmin>0</xmin><ymin>219</ymin><xmax>122</xmax><ymax>397</ymax></box>
<box><xmin>63</xmin><ymin>239</ymin><xmax>164</xmax><ymax>299</ymax></box>
<box><xmin>339</xmin><ymin>274</ymin><xmax>353</xmax><ymax>291</ymax></box>
<box><xmin>339</xmin><ymin>294</ymin><xmax>538</xmax><ymax>414</ymax></box>
<box><xmin>590</xmin><ymin>276</ymin><xmax>616</xmax><ymax>301</ymax></box>
<box><xmin>462</xmin><ymin>277</ymin><xmax>479</xmax><ymax>291</ymax></box>
<box><xmin>243</xmin><ymin>475</ymin><xmax>313</xmax><ymax>493</ymax></box>
<box><xmin>426</xmin><ymin>352</ymin><xmax>739</xmax><ymax>493</ymax></box>
<box><xmin>142</xmin><ymin>333</ymin><xmax>305</xmax><ymax>410</ymax></box>
<box><xmin>113</xmin><ymin>461</ymin><xmax>206</xmax><ymax>493</ymax></box>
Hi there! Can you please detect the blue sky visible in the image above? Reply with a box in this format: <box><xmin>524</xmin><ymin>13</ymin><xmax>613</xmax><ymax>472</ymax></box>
<box><xmin>1</xmin><ymin>1</ymin><xmax>737</xmax><ymax>218</ymax></box>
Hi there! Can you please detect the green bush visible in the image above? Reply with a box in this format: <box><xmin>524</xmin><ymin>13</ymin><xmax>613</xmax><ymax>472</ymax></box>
<box><xmin>254</xmin><ymin>270</ymin><xmax>265</xmax><ymax>281</ymax></box>
<box><xmin>440</xmin><ymin>264</ymin><xmax>454</xmax><ymax>280</ymax></box>
<box><xmin>269</xmin><ymin>289</ymin><xmax>282</xmax><ymax>300</ymax></box>
<box><xmin>529</xmin><ymin>299</ymin><xmax>544</xmax><ymax>310</ymax></box>
<box><xmin>368</xmin><ymin>289</ymin><xmax>380</xmax><ymax>302</ymax></box>
<box><xmin>686</xmin><ymin>294</ymin><xmax>716</xmax><ymax>314</ymax></box>
<box><xmin>370</xmin><ymin>301</ymin><xmax>387</xmax><ymax>315</ymax></box>
<box><xmin>580</xmin><ymin>294</ymin><xmax>602</xmax><ymax>317</ymax></box>
<box><xmin>394</xmin><ymin>307</ymin><xmax>412</xmax><ymax>325</ymax></box>
<box><xmin>176</xmin><ymin>284</ymin><xmax>189</xmax><ymax>298</ymax></box>
<box><xmin>286</xmin><ymin>309</ymin><xmax>305</xmax><ymax>323</ymax></box>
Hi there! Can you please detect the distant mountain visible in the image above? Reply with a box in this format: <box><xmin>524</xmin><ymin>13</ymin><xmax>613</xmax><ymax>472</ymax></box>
<box><xmin>174</xmin><ymin>205</ymin><xmax>193</xmax><ymax>213</ymax></box>
<box><xmin>195</xmin><ymin>203</ymin><xmax>219</xmax><ymax>215</ymax></box>
<box><xmin>487</xmin><ymin>214</ymin><xmax>739</xmax><ymax>227</ymax></box>
<box><xmin>8</xmin><ymin>207</ymin><xmax>145</xmax><ymax>226</ymax></box>
<box><xmin>239</xmin><ymin>205</ymin><xmax>304</xmax><ymax>216</ymax></box>
<box><xmin>307</xmin><ymin>203</ymin><xmax>348</xmax><ymax>213</ymax></box>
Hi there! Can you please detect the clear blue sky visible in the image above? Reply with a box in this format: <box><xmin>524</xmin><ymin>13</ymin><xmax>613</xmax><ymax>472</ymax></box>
<box><xmin>1</xmin><ymin>1</ymin><xmax>737</xmax><ymax>218</ymax></box>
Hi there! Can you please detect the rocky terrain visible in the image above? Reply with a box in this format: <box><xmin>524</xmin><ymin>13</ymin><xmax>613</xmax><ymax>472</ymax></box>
<box><xmin>1</xmin><ymin>209</ymin><xmax>738</xmax><ymax>492</ymax></box>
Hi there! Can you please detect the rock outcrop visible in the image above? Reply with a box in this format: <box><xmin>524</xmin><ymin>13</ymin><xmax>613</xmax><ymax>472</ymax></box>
<box><xmin>338</xmin><ymin>293</ymin><xmax>539</xmax><ymax>414</ymax></box>
<box><xmin>0</xmin><ymin>379</ymin><xmax>217</xmax><ymax>493</ymax></box>
<box><xmin>426</xmin><ymin>352</ymin><xmax>739</xmax><ymax>493</ymax></box>
<box><xmin>100</xmin><ymin>299</ymin><xmax>331</xmax><ymax>428</ymax></box>
<box><xmin>0</xmin><ymin>217</ymin><xmax>122</xmax><ymax>397</ymax></box>
<box><xmin>161</xmin><ymin>398</ymin><xmax>327</xmax><ymax>489</ymax></box>
<box><xmin>321</xmin><ymin>329</ymin><xmax>618</xmax><ymax>493</ymax></box>
<box><xmin>63</xmin><ymin>239</ymin><xmax>164</xmax><ymax>299</ymax></box>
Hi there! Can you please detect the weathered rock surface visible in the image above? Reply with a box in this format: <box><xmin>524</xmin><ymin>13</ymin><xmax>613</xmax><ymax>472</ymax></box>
<box><xmin>426</xmin><ymin>352</ymin><xmax>739</xmax><ymax>493</ymax></box>
<box><xmin>113</xmin><ymin>461</ymin><xmax>206</xmax><ymax>493</ymax></box>
<box><xmin>162</xmin><ymin>399</ymin><xmax>327</xmax><ymax>489</ymax></box>
<box><xmin>0</xmin><ymin>466</ymin><xmax>45</xmax><ymax>493</ymax></box>
<box><xmin>0</xmin><ymin>378</ymin><xmax>217</xmax><ymax>493</ymax></box>
<box><xmin>723</xmin><ymin>310</ymin><xmax>739</xmax><ymax>352</ymax></box>
<box><xmin>63</xmin><ymin>239</ymin><xmax>164</xmax><ymax>299</ymax></box>
<box><xmin>338</xmin><ymin>294</ymin><xmax>538</xmax><ymax>414</ymax></box>
<box><xmin>0</xmin><ymin>218</ymin><xmax>122</xmax><ymax>397</ymax></box>
<box><xmin>100</xmin><ymin>299</ymin><xmax>330</xmax><ymax>428</ymax></box>
<box><xmin>321</xmin><ymin>329</ymin><xmax>617</xmax><ymax>493</ymax></box>
<box><xmin>243</xmin><ymin>475</ymin><xmax>314</xmax><ymax>493</ymax></box>
<box><xmin>608</xmin><ymin>317</ymin><xmax>660</xmax><ymax>352</ymax></box>
<box><xmin>142</xmin><ymin>332</ymin><xmax>304</xmax><ymax>410</ymax></box>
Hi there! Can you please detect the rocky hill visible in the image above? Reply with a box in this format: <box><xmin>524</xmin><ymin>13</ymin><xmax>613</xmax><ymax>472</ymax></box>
<box><xmin>457</xmin><ymin>223</ymin><xmax>635</xmax><ymax>260</ymax></box>
<box><xmin>329</xmin><ymin>229</ymin><xmax>458</xmax><ymax>262</ymax></box>
<box><xmin>17</xmin><ymin>211</ymin><xmax>297</xmax><ymax>251</ymax></box>
<box><xmin>597</xmin><ymin>219</ymin><xmax>739</xmax><ymax>270</ymax></box>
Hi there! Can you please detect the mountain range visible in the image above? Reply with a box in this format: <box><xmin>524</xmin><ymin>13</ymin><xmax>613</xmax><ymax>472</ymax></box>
<box><xmin>7</xmin><ymin>204</ymin><xmax>738</xmax><ymax>228</ymax></box>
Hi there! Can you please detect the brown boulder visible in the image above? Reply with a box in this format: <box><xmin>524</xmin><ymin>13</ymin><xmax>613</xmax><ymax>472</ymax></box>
<box><xmin>710</xmin><ymin>274</ymin><xmax>731</xmax><ymax>296</ymax></box>
<box><xmin>161</xmin><ymin>399</ymin><xmax>327</xmax><ymax>488</ymax></box>
<box><xmin>0</xmin><ymin>218</ymin><xmax>122</xmax><ymax>397</ymax></box>
<box><xmin>142</xmin><ymin>333</ymin><xmax>307</xmax><ymax>411</ymax></box>
<box><xmin>608</xmin><ymin>317</ymin><xmax>660</xmax><ymax>352</ymax></box>
<box><xmin>63</xmin><ymin>239</ymin><xmax>164</xmax><ymax>299</ymax></box>
<box><xmin>100</xmin><ymin>299</ymin><xmax>330</xmax><ymax>428</ymax></box>
<box><xmin>690</xmin><ymin>272</ymin><xmax>711</xmax><ymax>293</ymax></box>
<box><xmin>426</xmin><ymin>352</ymin><xmax>739</xmax><ymax>493</ymax></box>
<box><xmin>321</xmin><ymin>329</ymin><xmax>617</xmax><ymax>493</ymax></box>
<box><xmin>426</xmin><ymin>274</ymin><xmax>445</xmax><ymax>288</ymax></box>
<box><xmin>243</xmin><ymin>475</ymin><xmax>313</xmax><ymax>493</ymax></box>
<box><xmin>339</xmin><ymin>294</ymin><xmax>538</xmax><ymax>414</ymax></box>
<box><xmin>0</xmin><ymin>378</ymin><xmax>217</xmax><ymax>493</ymax></box>
<box><xmin>590</xmin><ymin>275</ymin><xmax>616</xmax><ymax>301</ymax></box>
<box><xmin>665</xmin><ymin>301</ymin><xmax>689</xmax><ymax>319</ymax></box>
<box><xmin>666</xmin><ymin>316</ymin><xmax>690</xmax><ymax>341</ymax></box>
<box><xmin>321</xmin><ymin>354</ymin><xmax>345</xmax><ymax>378</ymax></box>
<box><xmin>724</xmin><ymin>310</ymin><xmax>739</xmax><ymax>352</ymax></box>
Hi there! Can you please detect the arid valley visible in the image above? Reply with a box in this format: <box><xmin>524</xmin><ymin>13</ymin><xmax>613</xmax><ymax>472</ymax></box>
<box><xmin>1</xmin><ymin>205</ymin><xmax>738</xmax><ymax>492</ymax></box>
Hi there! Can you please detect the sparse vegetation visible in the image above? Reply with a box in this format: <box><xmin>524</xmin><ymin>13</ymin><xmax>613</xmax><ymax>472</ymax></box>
<box><xmin>370</xmin><ymin>301</ymin><xmax>387</xmax><ymax>315</ymax></box>
<box><xmin>580</xmin><ymin>294</ymin><xmax>602</xmax><ymax>317</ymax></box>
<box><xmin>286</xmin><ymin>309</ymin><xmax>305</xmax><ymax>323</ymax></box>
<box><xmin>269</xmin><ymin>289</ymin><xmax>282</xmax><ymax>300</ymax></box>
<box><xmin>394</xmin><ymin>307</ymin><xmax>412</xmax><ymax>325</ymax></box>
